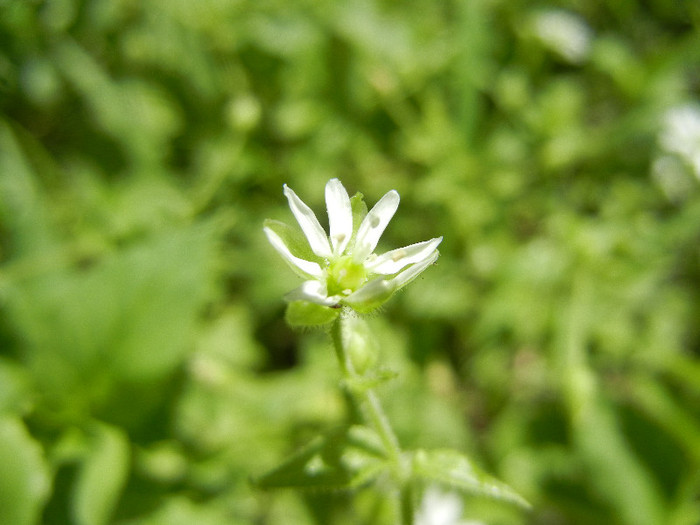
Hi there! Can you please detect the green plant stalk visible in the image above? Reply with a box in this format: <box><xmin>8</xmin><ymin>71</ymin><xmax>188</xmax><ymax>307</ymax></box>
<box><xmin>331</xmin><ymin>314</ymin><xmax>414</xmax><ymax>524</ymax></box>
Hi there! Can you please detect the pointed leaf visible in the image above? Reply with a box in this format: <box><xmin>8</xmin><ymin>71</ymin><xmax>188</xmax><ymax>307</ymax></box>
<box><xmin>0</xmin><ymin>416</ymin><xmax>51</xmax><ymax>525</ymax></box>
<box><xmin>254</xmin><ymin>426</ymin><xmax>387</xmax><ymax>491</ymax></box>
<box><xmin>412</xmin><ymin>449</ymin><xmax>530</xmax><ymax>509</ymax></box>
<box><xmin>72</xmin><ymin>423</ymin><xmax>130</xmax><ymax>525</ymax></box>
<box><xmin>0</xmin><ymin>120</ymin><xmax>57</xmax><ymax>259</ymax></box>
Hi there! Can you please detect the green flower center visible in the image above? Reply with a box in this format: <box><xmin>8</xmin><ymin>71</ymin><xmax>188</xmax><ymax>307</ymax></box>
<box><xmin>326</xmin><ymin>255</ymin><xmax>367</xmax><ymax>296</ymax></box>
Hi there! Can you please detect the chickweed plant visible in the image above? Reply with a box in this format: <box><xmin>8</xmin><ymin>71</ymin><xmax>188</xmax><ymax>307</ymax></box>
<box><xmin>257</xmin><ymin>179</ymin><xmax>529</xmax><ymax>524</ymax></box>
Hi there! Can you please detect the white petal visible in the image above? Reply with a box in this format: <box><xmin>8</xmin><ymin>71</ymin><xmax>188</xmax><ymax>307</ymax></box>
<box><xmin>365</xmin><ymin>237</ymin><xmax>443</xmax><ymax>275</ymax></box>
<box><xmin>325</xmin><ymin>178</ymin><xmax>353</xmax><ymax>256</ymax></box>
<box><xmin>353</xmin><ymin>189</ymin><xmax>400</xmax><ymax>262</ymax></box>
<box><xmin>389</xmin><ymin>249</ymin><xmax>439</xmax><ymax>290</ymax></box>
<box><xmin>284</xmin><ymin>184</ymin><xmax>332</xmax><ymax>258</ymax></box>
<box><xmin>264</xmin><ymin>227</ymin><xmax>324</xmax><ymax>279</ymax></box>
<box><xmin>284</xmin><ymin>280</ymin><xmax>340</xmax><ymax>306</ymax></box>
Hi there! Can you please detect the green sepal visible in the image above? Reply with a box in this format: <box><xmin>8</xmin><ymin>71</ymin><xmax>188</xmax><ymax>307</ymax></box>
<box><xmin>344</xmin><ymin>279</ymin><xmax>395</xmax><ymax>314</ymax></box>
<box><xmin>264</xmin><ymin>218</ymin><xmax>320</xmax><ymax>264</ymax></box>
<box><xmin>349</xmin><ymin>192</ymin><xmax>368</xmax><ymax>247</ymax></box>
<box><xmin>285</xmin><ymin>301</ymin><xmax>339</xmax><ymax>327</ymax></box>
<box><xmin>253</xmin><ymin>425</ymin><xmax>387</xmax><ymax>492</ymax></box>
<box><xmin>411</xmin><ymin>449</ymin><xmax>531</xmax><ymax>509</ymax></box>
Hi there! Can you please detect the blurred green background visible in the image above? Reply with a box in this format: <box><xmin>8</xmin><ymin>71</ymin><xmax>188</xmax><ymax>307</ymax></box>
<box><xmin>1</xmin><ymin>0</ymin><xmax>700</xmax><ymax>524</ymax></box>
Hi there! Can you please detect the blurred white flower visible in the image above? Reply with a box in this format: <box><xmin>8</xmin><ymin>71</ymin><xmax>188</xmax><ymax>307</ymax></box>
<box><xmin>532</xmin><ymin>9</ymin><xmax>592</xmax><ymax>64</ymax></box>
<box><xmin>264</xmin><ymin>179</ymin><xmax>441</xmax><ymax>312</ymax></box>
<box><xmin>651</xmin><ymin>155</ymin><xmax>696</xmax><ymax>201</ymax></box>
<box><xmin>658</xmin><ymin>103</ymin><xmax>700</xmax><ymax>179</ymax></box>
<box><xmin>416</xmin><ymin>486</ymin><xmax>485</xmax><ymax>525</ymax></box>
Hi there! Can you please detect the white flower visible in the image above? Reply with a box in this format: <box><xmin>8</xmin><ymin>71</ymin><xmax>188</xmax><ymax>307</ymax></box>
<box><xmin>658</xmin><ymin>103</ymin><xmax>700</xmax><ymax>179</ymax></box>
<box><xmin>532</xmin><ymin>9</ymin><xmax>592</xmax><ymax>64</ymax></box>
<box><xmin>264</xmin><ymin>179</ymin><xmax>442</xmax><ymax>312</ymax></box>
<box><xmin>416</xmin><ymin>486</ymin><xmax>484</xmax><ymax>525</ymax></box>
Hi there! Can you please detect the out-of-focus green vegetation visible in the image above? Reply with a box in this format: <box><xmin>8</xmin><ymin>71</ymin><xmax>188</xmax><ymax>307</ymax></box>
<box><xmin>1</xmin><ymin>0</ymin><xmax>700</xmax><ymax>523</ymax></box>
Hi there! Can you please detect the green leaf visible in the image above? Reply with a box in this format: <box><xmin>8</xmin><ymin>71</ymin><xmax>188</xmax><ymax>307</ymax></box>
<box><xmin>412</xmin><ymin>449</ymin><xmax>530</xmax><ymax>509</ymax></box>
<box><xmin>4</xmin><ymin>225</ymin><xmax>214</xmax><ymax>423</ymax></box>
<box><xmin>0</xmin><ymin>358</ymin><xmax>32</xmax><ymax>414</ymax></box>
<box><xmin>254</xmin><ymin>425</ymin><xmax>387</xmax><ymax>491</ymax></box>
<box><xmin>0</xmin><ymin>416</ymin><xmax>51</xmax><ymax>525</ymax></box>
<box><xmin>573</xmin><ymin>397</ymin><xmax>666</xmax><ymax>525</ymax></box>
<box><xmin>72</xmin><ymin>422</ymin><xmax>130</xmax><ymax>525</ymax></box>
<box><xmin>285</xmin><ymin>300</ymin><xmax>339</xmax><ymax>327</ymax></box>
<box><xmin>0</xmin><ymin>120</ymin><xmax>57</xmax><ymax>259</ymax></box>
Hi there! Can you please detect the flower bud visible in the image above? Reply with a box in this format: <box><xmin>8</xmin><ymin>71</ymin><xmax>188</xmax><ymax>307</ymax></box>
<box><xmin>343</xmin><ymin>316</ymin><xmax>378</xmax><ymax>375</ymax></box>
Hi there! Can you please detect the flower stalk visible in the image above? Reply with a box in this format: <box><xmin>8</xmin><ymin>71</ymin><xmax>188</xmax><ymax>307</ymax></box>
<box><xmin>331</xmin><ymin>312</ymin><xmax>414</xmax><ymax>524</ymax></box>
<box><xmin>263</xmin><ymin>178</ymin><xmax>443</xmax><ymax>524</ymax></box>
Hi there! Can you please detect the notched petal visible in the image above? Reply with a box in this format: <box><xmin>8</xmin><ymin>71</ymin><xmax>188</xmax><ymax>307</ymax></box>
<box><xmin>325</xmin><ymin>178</ymin><xmax>353</xmax><ymax>256</ymax></box>
<box><xmin>366</xmin><ymin>237</ymin><xmax>443</xmax><ymax>275</ymax></box>
<box><xmin>284</xmin><ymin>184</ymin><xmax>332</xmax><ymax>258</ymax></box>
<box><xmin>390</xmin><ymin>249</ymin><xmax>439</xmax><ymax>291</ymax></box>
<box><xmin>353</xmin><ymin>190</ymin><xmax>400</xmax><ymax>262</ymax></box>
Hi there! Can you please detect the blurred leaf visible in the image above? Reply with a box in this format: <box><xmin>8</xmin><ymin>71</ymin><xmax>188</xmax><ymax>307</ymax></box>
<box><xmin>573</xmin><ymin>397</ymin><xmax>667</xmax><ymax>525</ymax></box>
<box><xmin>72</xmin><ymin>422</ymin><xmax>130</xmax><ymax>525</ymax></box>
<box><xmin>255</xmin><ymin>425</ymin><xmax>387</xmax><ymax>491</ymax></box>
<box><xmin>116</xmin><ymin>495</ymin><xmax>251</xmax><ymax>525</ymax></box>
<box><xmin>0</xmin><ymin>358</ymin><xmax>32</xmax><ymax>414</ymax></box>
<box><xmin>411</xmin><ymin>449</ymin><xmax>531</xmax><ymax>509</ymax></box>
<box><xmin>5</xmin><ymin>224</ymin><xmax>214</xmax><ymax>423</ymax></box>
<box><xmin>559</xmin><ymin>275</ymin><xmax>667</xmax><ymax>525</ymax></box>
<box><xmin>0</xmin><ymin>416</ymin><xmax>51</xmax><ymax>525</ymax></box>
<box><xmin>629</xmin><ymin>375</ymin><xmax>700</xmax><ymax>464</ymax></box>
<box><xmin>0</xmin><ymin>120</ymin><xmax>56</xmax><ymax>259</ymax></box>
<box><xmin>196</xmin><ymin>304</ymin><xmax>264</xmax><ymax>370</ymax></box>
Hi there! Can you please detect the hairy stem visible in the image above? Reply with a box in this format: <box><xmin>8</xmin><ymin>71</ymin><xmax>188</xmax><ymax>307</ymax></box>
<box><xmin>331</xmin><ymin>313</ymin><xmax>413</xmax><ymax>524</ymax></box>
